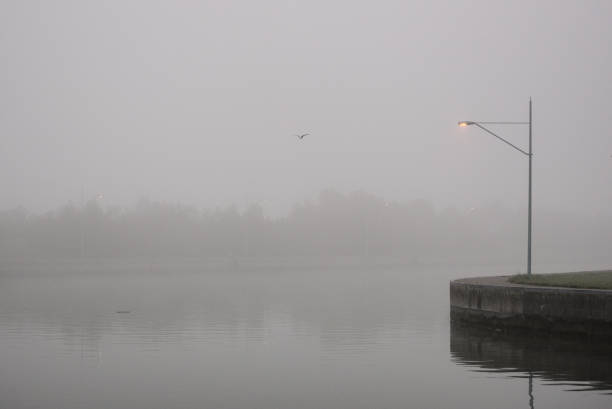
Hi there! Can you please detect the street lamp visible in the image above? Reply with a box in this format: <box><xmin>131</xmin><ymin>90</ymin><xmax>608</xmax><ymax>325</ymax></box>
<box><xmin>458</xmin><ymin>99</ymin><xmax>533</xmax><ymax>275</ymax></box>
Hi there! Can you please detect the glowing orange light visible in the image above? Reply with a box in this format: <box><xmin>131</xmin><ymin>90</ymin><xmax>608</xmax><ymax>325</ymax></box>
<box><xmin>458</xmin><ymin>122</ymin><xmax>468</xmax><ymax>127</ymax></box>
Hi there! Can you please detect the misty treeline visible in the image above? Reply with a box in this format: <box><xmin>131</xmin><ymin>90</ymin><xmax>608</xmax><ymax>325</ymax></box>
<box><xmin>0</xmin><ymin>190</ymin><xmax>610</xmax><ymax>265</ymax></box>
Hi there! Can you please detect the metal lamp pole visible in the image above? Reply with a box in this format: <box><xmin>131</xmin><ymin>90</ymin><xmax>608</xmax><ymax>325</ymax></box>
<box><xmin>459</xmin><ymin>99</ymin><xmax>533</xmax><ymax>275</ymax></box>
<box><xmin>528</xmin><ymin>99</ymin><xmax>532</xmax><ymax>276</ymax></box>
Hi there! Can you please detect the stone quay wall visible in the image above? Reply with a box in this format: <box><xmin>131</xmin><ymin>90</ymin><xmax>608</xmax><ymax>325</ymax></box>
<box><xmin>450</xmin><ymin>276</ymin><xmax>612</xmax><ymax>337</ymax></box>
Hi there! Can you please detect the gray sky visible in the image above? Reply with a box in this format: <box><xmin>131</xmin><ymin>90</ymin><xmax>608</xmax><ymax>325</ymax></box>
<box><xmin>1</xmin><ymin>0</ymin><xmax>611</xmax><ymax>217</ymax></box>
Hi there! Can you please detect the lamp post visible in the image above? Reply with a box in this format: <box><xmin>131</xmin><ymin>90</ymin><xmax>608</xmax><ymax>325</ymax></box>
<box><xmin>458</xmin><ymin>99</ymin><xmax>533</xmax><ymax>275</ymax></box>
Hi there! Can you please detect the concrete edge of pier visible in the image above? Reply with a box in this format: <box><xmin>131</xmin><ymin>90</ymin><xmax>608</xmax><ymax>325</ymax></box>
<box><xmin>450</xmin><ymin>275</ymin><xmax>612</xmax><ymax>337</ymax></box>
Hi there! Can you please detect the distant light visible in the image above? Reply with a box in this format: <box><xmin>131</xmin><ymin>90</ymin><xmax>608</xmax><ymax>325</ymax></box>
<box><xmin>458</xmin><ymin>121</ymin><xmax>473</xmax><ymax>127</ymax></box>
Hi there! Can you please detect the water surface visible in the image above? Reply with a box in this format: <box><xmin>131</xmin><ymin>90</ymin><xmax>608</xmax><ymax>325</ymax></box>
<box><xmin>1</xmin><ymin>261</ymin><xmax>610</xmax><ymax>409</ymax></box>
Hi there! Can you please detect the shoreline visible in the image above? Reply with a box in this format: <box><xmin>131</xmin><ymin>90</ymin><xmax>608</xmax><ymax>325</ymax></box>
<box><xmin>450</xmin><ymin>274</ymin><xmax>612</xmax><ymax>338</ymax></box>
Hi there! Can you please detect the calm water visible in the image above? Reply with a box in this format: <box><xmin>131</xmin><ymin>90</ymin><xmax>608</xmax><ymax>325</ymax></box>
<box><xmin>1</xmin><ymin>261</ymin><xmax>611</xmax><ymax>409</ymax></box>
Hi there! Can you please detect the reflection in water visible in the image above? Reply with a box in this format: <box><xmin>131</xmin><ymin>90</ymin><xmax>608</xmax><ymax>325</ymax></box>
<box><xmin>0</xmin><ymin>266</ymin><xmax>452</xmax><ymax>409</ymax></box>
<box><xmin>451</xmin><ymin>321</ymin><xmax>612</xmax><ymax>399</ymax></box>
<box><xmin>529</xmin><ymin>371</ymin><xmax>534</xmax><ymax>409</ymax></box>
<box><xmin>2</xmin><ymin>264</ymin><xmax>611</xmax><ymax>409</ymax></box>
<box><xmin>0</xmin><ymin>268</ymin><xmax>438</xmax><ymax>355</ymax></box>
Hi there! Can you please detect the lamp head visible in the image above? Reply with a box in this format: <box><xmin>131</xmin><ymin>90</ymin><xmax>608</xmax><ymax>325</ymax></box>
<box><xmin>458</xmin><ymin>121</ymin><xmax>474</xmax><ymax>127</ymax></box>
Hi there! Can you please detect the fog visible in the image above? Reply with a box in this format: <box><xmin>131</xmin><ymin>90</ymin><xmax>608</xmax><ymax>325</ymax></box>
<box><xmin>2</xmin><ymin>190</ymin><xmax>611</xmax><ymax>271</ymax></box>
<box><xmin>1</xmin><ymin>1</ymin><xmax>611</xmax><ymax>221</ymax></box>
<box><xmin>3</xmin><ymin>3</ymin><xmax>612</xmax><ymax>408</ymax></box>
<box><xmin>3</xmin><ymin>1</ymin><xmax>612</xmax><ymax>273</ymax></box>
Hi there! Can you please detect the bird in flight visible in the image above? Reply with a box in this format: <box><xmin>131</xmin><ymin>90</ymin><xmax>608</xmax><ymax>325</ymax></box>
<box><xmin>295</xmin><ymin>133</ymin><xmax>309</xmax><ymax>140</ymax></box>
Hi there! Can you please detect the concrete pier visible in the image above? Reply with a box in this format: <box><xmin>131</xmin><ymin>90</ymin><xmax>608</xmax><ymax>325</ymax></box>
<box><xmin>450</xmin><ymin>275</ymin><xmax>612</xmax><ymax>337</ymax></box>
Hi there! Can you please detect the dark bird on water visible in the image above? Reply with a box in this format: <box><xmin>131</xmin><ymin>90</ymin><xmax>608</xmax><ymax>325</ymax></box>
<box><xmin>295</xmin><ymin>133</ymin><xmax>309</xmax><ymax>139</ymax></box>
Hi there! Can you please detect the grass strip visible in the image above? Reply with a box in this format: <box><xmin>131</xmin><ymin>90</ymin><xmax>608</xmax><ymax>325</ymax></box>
<box><xmin>509</xmin><ymin>270</ymin><xmax>612</xmax><ymax>290</ymax></box>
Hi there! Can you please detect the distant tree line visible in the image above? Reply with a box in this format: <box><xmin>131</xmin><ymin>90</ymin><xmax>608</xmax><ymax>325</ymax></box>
<box><xmin>0</xmin><ymin>190</ymin><xmax>610</xmax><ymax>266</ymax></box>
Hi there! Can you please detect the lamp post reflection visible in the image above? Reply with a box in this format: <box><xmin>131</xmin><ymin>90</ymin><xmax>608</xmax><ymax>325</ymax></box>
<box><xmin>450</xmin><ymin>322</ymin><xmax>612</xmax><ymax>401</ymax></box>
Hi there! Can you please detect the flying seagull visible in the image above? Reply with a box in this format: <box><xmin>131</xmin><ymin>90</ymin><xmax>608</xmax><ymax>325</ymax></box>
<box><xmin>295</xmin><ymin>133</ymin><xmax>309</xmax><ymax>139</ymax></box>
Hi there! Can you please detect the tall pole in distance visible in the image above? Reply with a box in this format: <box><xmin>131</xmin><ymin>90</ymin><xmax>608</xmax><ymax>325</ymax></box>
<box><xmin>528</xmin><ymin>99</ymin><xmax>532</xmax><ymax>275</ymax></box>
<box><xmin>458</xmin><ymin>100</ymin><xmax>533</xmax><ymax>275</ymax></box>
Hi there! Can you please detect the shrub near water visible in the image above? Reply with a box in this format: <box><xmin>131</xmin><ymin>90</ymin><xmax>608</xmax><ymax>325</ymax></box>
<box><xmin>509</xmin><ymin>271</ymin><xmax>612</xmax><ymax>290</ymax></box>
